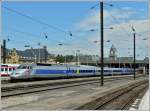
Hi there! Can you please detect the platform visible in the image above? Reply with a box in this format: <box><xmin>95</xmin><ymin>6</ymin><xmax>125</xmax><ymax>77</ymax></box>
<box><xmin>138</xmin><ymin>89</ymin><xmax>149</xmax><ymax>110</ymax></box>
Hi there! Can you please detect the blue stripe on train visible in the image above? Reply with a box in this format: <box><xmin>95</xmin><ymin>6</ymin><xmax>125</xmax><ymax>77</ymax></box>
<box><xmin>34</xmin><ymin>69</ymin><xmax>131</xmax><ymax>75</ymax></box>
<box><xmin>35</xmin><ymin>69</ymin><xmax>67</xmax><ymax>74</ymax></box>
<box><xmin>34</xmin><ymin>69</ymin><xmax>96</xmax><ymax>75</ymax></box>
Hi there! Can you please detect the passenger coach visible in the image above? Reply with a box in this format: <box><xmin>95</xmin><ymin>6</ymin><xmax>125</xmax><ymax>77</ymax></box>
<box><xmin>1</xmin><ymin>64</ymin><xmax>19</xmax><ymax>76</ymax></box>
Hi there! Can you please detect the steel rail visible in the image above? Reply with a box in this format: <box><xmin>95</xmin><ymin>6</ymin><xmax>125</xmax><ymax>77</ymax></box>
<box><xmin>95</xmin><ymin>82</ymin><xmax>148</xmax><ymax>110</ymax></box>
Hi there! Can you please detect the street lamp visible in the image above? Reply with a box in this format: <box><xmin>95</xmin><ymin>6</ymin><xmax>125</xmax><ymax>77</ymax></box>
<box><xmin>74</xmin><ymin>50</ymin><xmax>80</xmax><ymax>66</ymax></box>
<box><xmin>58</xmin><ymin>43</ymin><xmax>67</xmax><ymax>64</ymax></box>
<box><xmin>24</xmin><ymin>45</ymin><xmax>37</xmax><ymax>63</ymax></box>
<box><xmin>76</xmin><ymin>50</ymin><xmax>80</xmax><ymax>66</ymax></box>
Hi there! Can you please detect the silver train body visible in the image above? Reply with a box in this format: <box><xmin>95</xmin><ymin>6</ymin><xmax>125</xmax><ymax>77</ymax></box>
<box><xmin>10</xmin><ymin>63</ymin><xmax>133</xmax><ymax>79</ymax></box>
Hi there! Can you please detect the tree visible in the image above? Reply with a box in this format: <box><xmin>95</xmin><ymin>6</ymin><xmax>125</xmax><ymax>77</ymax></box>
<box><xmin>65</xmin><ymin>55</ymin><xmax>74</xmax><ymax>62</ymax></box>
<box><xmin>55</xmin><ymin>54</ymin><xmax>65</xmax><ymax>63</ymax></box>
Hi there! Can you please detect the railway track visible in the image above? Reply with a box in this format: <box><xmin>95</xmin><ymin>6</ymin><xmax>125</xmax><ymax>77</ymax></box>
<box><xmin>121</xmin><ymin>85</ymin><xmax>148</xmax><ymax>110</ymax></box>
<box><xmin>96</xmin><ymin>82</ymin><xmax>148</xmax><ymax>110</ymax></box>
<box><xmin>2</xmin><ymin>75</ymin><xmax>143</xmax><ymax>98</ymax></box>
<box><xmin>75</xmin><ymin>78</ymin><xmax>149</xmax><ymax>110</ymax></box>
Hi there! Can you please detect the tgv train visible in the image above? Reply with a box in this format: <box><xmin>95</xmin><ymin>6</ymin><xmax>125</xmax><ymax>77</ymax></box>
<box><xmin>10</xmin><ymin>63</ymin><xmax>133</xmax><ymax>79</ymax></box>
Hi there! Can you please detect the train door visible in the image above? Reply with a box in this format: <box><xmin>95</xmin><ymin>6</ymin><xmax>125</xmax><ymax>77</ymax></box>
<box><xmin>1</xmin><ymin>67</ymin><xmax>5</xmax><ymax>76</ymax></box>
<box><xmin>4</xmin><ymin>66</ymin><xmax>9</xmax><ymax>76</ymax></box>
<box><xmin>95</xmin><ymin>68</ymin><xmax>100</xmax><ymax>75</ymax></box>
<box><xmin>25</xmin><ymin>66</ymin><xmax>32</xmax><ymax>78</ymax></box>
<box><xmin>66</xmin><ymin>67</ymin><xmax>70</xmax><ymax>76</ymax></box>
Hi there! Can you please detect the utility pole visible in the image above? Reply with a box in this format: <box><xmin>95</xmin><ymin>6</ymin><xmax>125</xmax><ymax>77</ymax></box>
<box><xmin>100</xmin><ymin>1</ymin><xmax>104</xmax><ymax>86</ymax></box>
<box><xmin>77</xmin><ymin>50</ymin><xmax>80</xmax><ymax>66</ymax></box>
<box><xmin>133</xmin><ymin>29</ymin><xmax>136</xmax><ymax>80</ymax></box>
<box><xmin>65</xmin><ymin>56</ymin><xmax>66</xmax><ymax>64</ymax></box>
<box><xmin>76</xmin><ymin>50</ymin><xmax>80</xmax><ymax>66</ymax></box>
<box><xmin>44</xmin><ymin>49</ymin><xmax>46</xmax><ymax>63</ymax></box>
<box><xmin>78</xmin><ymin>53</ymin><xmax>79</xmax><ymax>66</ymax></box>
<box><xmin>86</xmin><ymin>56</ymin><xmax>88</xmax><ymax>65</ymax></box>
<box><xmin>3</xmin><ymin>40</ymin><xmax>6</xmax><ymax>64</ymax></box>
<box><xmin>131</xmin><ymin>26</ymin><xmax>136</xmax><ymax>80</ymax></box>
<box><xmin>76</xmin><ymin>51</ymin><xmax>77</xmax><ymax>65</ymax></box>
<box><xmin>119</xmin><ymin>57</ymin><xmax>120</xmax><ymax>68</ymax></box>
<box><xmin>38</xmin><ymin>43</ymin><xmax>41</xmax><ymax>63</ymax></box>
<box><xmin>44</xmin><ymin>46</ymin><xmax>47</xmax><ymax>63</ymax></box>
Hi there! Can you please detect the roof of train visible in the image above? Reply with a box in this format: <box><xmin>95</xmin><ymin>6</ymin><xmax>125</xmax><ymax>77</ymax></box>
<box><xmin>17</xmin><ymin>63</ymin><xmax>132</xmax><ymax>70</ymax></box>
<box><xmin>1</xmin><ymin>64</ymin><xmax>20</xmax><ymax>66</ymax></box>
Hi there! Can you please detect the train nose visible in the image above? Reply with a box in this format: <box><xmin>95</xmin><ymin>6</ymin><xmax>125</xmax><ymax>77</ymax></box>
<box><xmin>12</xmin><ymin>69</ymin><xmax>26</xmax><ymax>75</ymax></box>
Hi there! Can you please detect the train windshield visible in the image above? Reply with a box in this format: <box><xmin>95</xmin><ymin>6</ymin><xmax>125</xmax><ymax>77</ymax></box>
<box><xmin>17</xmin><ymin>65</ymin><xmax>28</xmax><ymax>69</ymax></box>
<box><xmin>17</xmin><ymin>65</ymin><xmax>32</xmax><ymax>69</ymax></box>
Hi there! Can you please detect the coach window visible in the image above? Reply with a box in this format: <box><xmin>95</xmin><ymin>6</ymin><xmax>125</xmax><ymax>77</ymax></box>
<box><xmin>1</xmin><ymin>68</ymin><xmax>4</xmax><ymax>72</ymax></box>
<box><xmin>5</xmin><ymin>68</ymin><xmax>8</xmax><ymax>71</ymax></box>
<box><xmin>9</xmin><ymin>68</ymin><xmax>12</xmax><ymax>71</ymax></box>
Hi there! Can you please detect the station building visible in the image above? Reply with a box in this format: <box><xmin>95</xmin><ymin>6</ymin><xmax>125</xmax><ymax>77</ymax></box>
<box><xmin>1</xmin><ymin>46</ymin><xmax>54</xmax><ymax>64</ymax></box>
<box><xmin>81</xmin><ymin>45</ymin><xmax>149</xmax><ymax>74</ymax></box>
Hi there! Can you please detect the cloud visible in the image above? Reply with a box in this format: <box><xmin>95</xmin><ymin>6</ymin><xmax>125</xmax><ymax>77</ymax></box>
<box><xmin>74</xmin><ymin>6</ymin><xmax>142</xmax><ymax>30</ymax></box>
<box><xmin>71</xmin><ymin>7</ymin><xmax>148</xmax><ymax>59</ymax></box>
<box><xmin>74</xmin><ymin>10</ymin><xmax>100</xmax><ymax>30</ymax></box>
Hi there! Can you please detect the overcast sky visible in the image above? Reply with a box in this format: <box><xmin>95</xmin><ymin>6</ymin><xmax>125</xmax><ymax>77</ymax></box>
<box><xmin>2</xmin><ymin>1</ymin><xmax>149</xmax><ymax>59</ymax></box>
